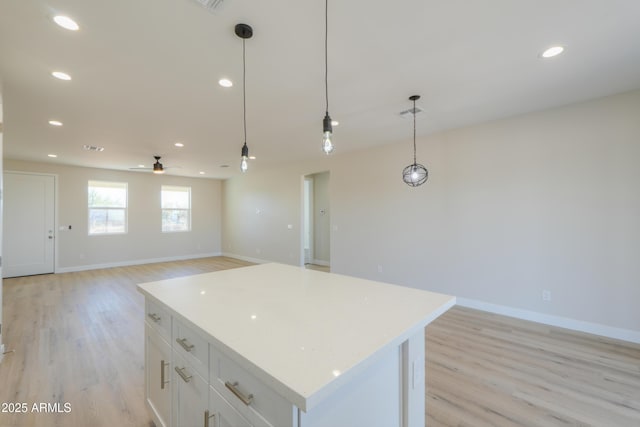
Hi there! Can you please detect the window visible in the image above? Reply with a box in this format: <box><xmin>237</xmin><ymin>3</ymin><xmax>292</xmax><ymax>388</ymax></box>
<box><xmin>161</xmin><ymin>185</ymin><xmax>191</xmax><ymax>232</ymax></box>
<box><xmin>88</xmin><ymin>181</ymin><xmax>127</xmax><ymax>235</ymax></box>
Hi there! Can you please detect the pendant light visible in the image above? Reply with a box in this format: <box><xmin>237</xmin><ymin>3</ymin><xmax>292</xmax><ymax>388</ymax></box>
<box><xmin>322</xmin><ymin>0</ymin><xmax>335</xmax><ymax>155</ymax></box>
<box><xmin>236</xmin><ymin>23</ymin><xmax>253</xmax><ymax>173</ymax></box>
<box><xmin>402</xmin><ymin>95</ymin><xmax>428</xmax><ymax>187</ymax></box>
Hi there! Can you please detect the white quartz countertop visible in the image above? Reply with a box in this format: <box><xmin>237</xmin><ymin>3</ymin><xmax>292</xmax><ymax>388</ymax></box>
<box><xmin>137</xmin><ymin>263</ymin><xmax>455</xmax><ymax>411</ymax></box>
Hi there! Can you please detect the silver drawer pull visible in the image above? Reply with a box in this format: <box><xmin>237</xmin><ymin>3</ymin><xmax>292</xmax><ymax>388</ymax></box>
<box><xmin>175</xmin><ymin>366</ymin><xmax>192</xmax><ymax>383</ymax></box>
<box><xmin>204</xmin><ymin>410</ymin><xmax>215</xmax><ymax>427</ymax></box>
<box><xmin>225</xmin><ymin>381</ymin><xmax>253</xmax><ymax>406</ymax></box>
<box><xmin>176</xmin><ymin>337</ymin><xmax>195</xmax><ymax>352</ymax></box>
<box><xmin>160</xmin><ymin>360</ymin><xmax>169</xmax><ymax>390</ymax></box>
<box><xmin>147</xmin><ymin>313</ymin><xmax>161</xmax><ymax>323</ymax></box>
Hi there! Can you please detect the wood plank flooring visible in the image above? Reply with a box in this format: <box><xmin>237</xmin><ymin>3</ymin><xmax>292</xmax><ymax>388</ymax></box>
<box><xmin>0</xmin><ymin>257</ymin><xmax>252</xmax><ymax>427</ymax></box>
<box><xmin>1</xmin><ymin>256</ymin><xmax>638</xmax><ymax>427</ymax></box>
<box><xmin>426</xmin><ymin>307</ymin><xmax>640</xmax><ymax>426</ymax></box>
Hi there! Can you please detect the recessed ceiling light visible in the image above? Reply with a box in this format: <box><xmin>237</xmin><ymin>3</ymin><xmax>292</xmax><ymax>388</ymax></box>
<box><xmin>249</xmin><ymin>156</ymin><xmax>256</xmax><ymax>160</ymax></box>
<box><xmin>331</xmin><ymin>120</ymin><xmax>339</xmax><ymax>126</ymax></box>
<box><xmin>219</xmin><ymin>78</ymin><xmax>233</xmax><ymax>88</ymax></box>
<box><xmin>199</xmin><ymin>171</ymin><xmax>205</xmax><ymax>175</ymax></box>
<box><xmin>53</xmin><ymin>15</ymin><xmax>79</xmax><ymax>31</ymax></box>
<box><xmin>540</xmin><ymin>46</ymin><xmax>565</xmax><ymax>58</ymax></box>
<box><xmin>48</xmin><ymin>120</ymin><xmax>63</xmax><ymax>126</ymax></box>
<box><xmin>52</xmin><ymin>71</ymin><xmax>72</xmax><ymax>80</ymax></box>
<box><xmin>138</xmin><ymin>164</ymin><xmax>145</xmax><ymax>168</ymax></box>
<box><xmin>48</xmin><ymin>154</ymin><xmax>58</xmax><ymax>158</ymax></box>
<box><xmin>174</xmin><ymin>142</ymin><xmax>184</xmax><ymax>147</ymax></box>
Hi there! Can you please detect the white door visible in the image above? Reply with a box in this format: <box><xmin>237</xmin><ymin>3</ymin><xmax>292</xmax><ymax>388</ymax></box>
<box><xmin>3</xmin><ymin>172</ymin><xmax>55</xmax><ymax>278</ymax></box>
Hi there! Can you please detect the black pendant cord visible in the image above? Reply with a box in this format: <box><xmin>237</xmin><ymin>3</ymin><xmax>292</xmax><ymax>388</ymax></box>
<box><xmin>243</xmin><ymin>38</ymin><xmax>247</xmax><ymax>145</ymax></box>
<box><xmin>412</xmin><ymin>97</ymin><xmax>417</xmax><ymax>165</ymax></box>
<box><xmin>324</xmin><ymin>0</ymin><xmax>329</xmax><ymax>115</ymax></box>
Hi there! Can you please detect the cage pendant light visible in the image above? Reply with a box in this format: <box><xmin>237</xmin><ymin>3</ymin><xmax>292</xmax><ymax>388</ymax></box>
<box><xmin>402</xmin><ymin>95</ymin><xmax>428</xmax><ymax>187</ymax></box>
<box><xmin>321</xmin><ymin>0</ymin><xmax>335</xmax><ymax>154</ymax></box>
<box><xmin>236</xmin><ymin>23</ymin><xmax>253</xmax><ymax>173</ymax></box>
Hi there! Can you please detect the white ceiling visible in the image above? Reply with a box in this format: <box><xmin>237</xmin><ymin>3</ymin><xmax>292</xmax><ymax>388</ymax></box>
<box><xmin>1</xmin><ymin>0</ymin><xmax>640</xmax><ymax>179</ymax></box>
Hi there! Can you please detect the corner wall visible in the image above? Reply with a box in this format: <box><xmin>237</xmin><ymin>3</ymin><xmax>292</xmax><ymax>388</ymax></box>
<box><xmin>222</xmin><ymin>90</ymin><xmax>640</xmax><ymax>341</ymax></box>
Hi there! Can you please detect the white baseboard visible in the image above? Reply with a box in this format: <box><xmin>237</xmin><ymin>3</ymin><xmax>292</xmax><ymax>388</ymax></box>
<box><xmin>56</xmin><ymin>252</ymin><xmax>223</xmax><ymax>274</ymax></box>
<box><xmin>456</xmin><ymin>297</ymin><xmax>640</xmax><ymax>344</ymax></box>
<box><xmin>310</xmin><ymin>259</ymin><xmax>330</xmax><ymax>267</ymax></box>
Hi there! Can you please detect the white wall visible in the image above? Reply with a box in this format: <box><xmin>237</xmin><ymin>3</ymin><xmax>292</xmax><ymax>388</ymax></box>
<box><xmin>222</xmin><ymin>90</ymin><xmax>640</xmax><ymax>341</ymax></box>
<box><xmin>3</xmin><ymin>160</ymin><xmax>223</xmax><ymax>271</ymax></box>
<box><xmin>222</xmin><ymin>166</ymin><xmax>308</xmax><ymax>265</ymax></box>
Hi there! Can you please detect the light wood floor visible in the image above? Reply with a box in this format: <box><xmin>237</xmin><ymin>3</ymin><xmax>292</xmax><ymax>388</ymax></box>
<box><xmin>426</xmin><ymin>307</ymin><xmax>640</xmax><ymax>426</ymax></box>
<box><xmin>1</xmin><ymin>257</ymin><xmax>638</xmax><ymax>427</ymax></box>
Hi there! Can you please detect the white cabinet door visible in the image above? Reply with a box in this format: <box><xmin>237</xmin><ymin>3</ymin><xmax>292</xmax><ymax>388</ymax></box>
<box><xmin>146</xmin><ymin>326</ymin><xmax>172</xmax><ymax>427</ymax></box>
<box><xmin>173</xmin><ymin>352</ymin><xmax>209</xmax><ymax>427</ymax></box>
<box><xmin>209</xmin><ymin>386</ymin><xmax>253</xmax><ymax>427</ymax></box>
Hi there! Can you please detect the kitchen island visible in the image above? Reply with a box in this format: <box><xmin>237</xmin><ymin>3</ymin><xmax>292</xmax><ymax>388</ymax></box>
<box><xmin>138</xmin><ymin>263</ymin><xmax>455</xmax><ymax>427</ymax></box>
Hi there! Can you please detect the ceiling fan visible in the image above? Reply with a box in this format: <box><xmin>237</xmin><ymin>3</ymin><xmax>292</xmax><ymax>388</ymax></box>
<box><xmin>129</xmin><ymin>156</ymin><xmax>179</xmax><ymax>174</ymax></box>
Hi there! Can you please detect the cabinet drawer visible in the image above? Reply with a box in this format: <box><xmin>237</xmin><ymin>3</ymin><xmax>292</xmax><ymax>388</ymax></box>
<box><xmin>209</xmin><ymin>386</ymin><xmax>253</xmax><ymax>427</ymax></box>
<box><xmin>211</xmin><ymin>350</ymin><xmax>293</xmax><ymax>427</ymax></box>
<box><xmin>173</xmin><ymin>318</ymin><xmax>208</xmax><ymax>379</ymax></box>
<box><xmin>146</xmin><ymin>300</ymin><xmax>171</xmax><ymax>342</ymax></box>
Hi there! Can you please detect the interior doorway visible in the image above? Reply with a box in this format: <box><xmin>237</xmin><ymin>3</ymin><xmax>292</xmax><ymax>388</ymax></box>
<box><xmin>302</xmin><ymin>171</ymin><xmax>330</xmax><ymax>270</ymax></box>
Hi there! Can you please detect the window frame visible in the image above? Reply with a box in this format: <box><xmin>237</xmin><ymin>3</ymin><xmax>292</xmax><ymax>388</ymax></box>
<box><xmin>161</xmin><ymin>185</ymin><xmax>192</xmax><ymax>233</ymax></box>
<box><xmin>88</xmin><ymin>180</ymin><xmax>128</xmax><ymax>235</ymax></box>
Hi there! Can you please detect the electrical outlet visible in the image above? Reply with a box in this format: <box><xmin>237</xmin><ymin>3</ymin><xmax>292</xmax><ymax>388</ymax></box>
<box><xmin>377</xmin><ymin>265</ymin><xmax>383</xmax><ymax>273</ymax></box>
<box><xmin>542</xmin><ymin>290</ymin><xmax>551</xmax><ymax>301</ymax></box>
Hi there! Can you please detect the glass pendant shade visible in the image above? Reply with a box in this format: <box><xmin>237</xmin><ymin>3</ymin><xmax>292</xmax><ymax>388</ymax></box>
<box><xmin>402</xmin><ymin>163</ymin><xmax>428</xmax><ymax>186</ymax></box>
<box><xmin>240</xmin><ymin>142</ymin><xmax>249</xmax><ymax>173</ymax></box>
<box><xmin>322</xmin><ymin>113</ymin><xmax>334</xmax><ymax>154</ymax></box>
